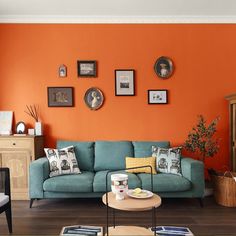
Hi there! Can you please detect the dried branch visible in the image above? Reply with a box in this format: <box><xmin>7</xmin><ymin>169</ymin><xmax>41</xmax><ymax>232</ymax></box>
<box><xmin>24</xmin><ymin>104</ymin><xmax>39</xmax><ymax>122</ymax></box>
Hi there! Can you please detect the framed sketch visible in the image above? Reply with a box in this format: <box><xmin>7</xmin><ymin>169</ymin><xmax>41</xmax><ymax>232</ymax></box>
<box><xmin>77</xmin><ymin>60</ymin><xmax>97</xmax><ymax>77</ymax></box>
<box><xmin>115</xmin><ymin>70</ymin><xmax>135</xmax><ymax>96</ymax></box>
<box><xmin>148</xmin><ymin>90</ymin><xmax>168</xmax><ymax>104</ymax></box>
<box><xmin>0</xmin><ymin>111</ymin><xmax>13</xmax><ymax>135</ymax></box>
<box><xmin>58</xmin><ymin>64</ymin><xmax>67</xmax><ymax>78</ymax></box>
<box><xmin>48</xmin><ymin>87</ymin><xmax>74</xmax><ymax>107</ymax></box>
<box><xmin>154</xmin><ymin>57</ymin><xmax>174</xmax><ymax>79</ymax></box>
<box><xmin>84</xmin><ymin>87</ymin><xmax>104</xmax><ymax>110</ymax></box>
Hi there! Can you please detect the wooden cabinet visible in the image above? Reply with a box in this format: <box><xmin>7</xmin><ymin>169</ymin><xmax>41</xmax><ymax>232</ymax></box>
<box><xmin>0</xmin><ymin>135</ymin><xmax>44</xmax><ymax>200</ymax></box>
<box><xmin>225</xmin><ymin>93</ymin><xmax>236</xmax><ymax>171</ymax></box>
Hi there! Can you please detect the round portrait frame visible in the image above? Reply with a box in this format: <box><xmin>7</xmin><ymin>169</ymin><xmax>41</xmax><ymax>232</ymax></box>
<box><xmin>154</xmin><ymin>56</ymin><xmax>174</xmax><ymax>79</ymax></box>
<box><xmin>84</xmin><ymin>87</ymin><xmax>104</xmax><ymax>110</ymax></box>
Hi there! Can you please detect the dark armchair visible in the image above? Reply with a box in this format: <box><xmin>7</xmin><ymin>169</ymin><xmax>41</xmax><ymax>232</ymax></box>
<box><xmin>0</xmin><ymin>167</ymin><xmax>12</xmax><ymax>233</ymax></box>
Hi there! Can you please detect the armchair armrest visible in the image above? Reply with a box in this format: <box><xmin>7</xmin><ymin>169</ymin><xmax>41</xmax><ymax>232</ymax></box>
<box><xmin>29</xmin><ymin>157</ymin><xmax>49</xmax><ymax>199</ymax></box>
<box><xmin>181</xmin><ymin>157</ymin><xmax>205</xmax><ymax>198</ymax></box>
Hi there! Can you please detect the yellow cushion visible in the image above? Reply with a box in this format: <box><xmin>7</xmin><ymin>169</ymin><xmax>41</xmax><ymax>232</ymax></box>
<box><xmin>125</xmin><ymin>157</ymin><xmax>157</xmax><ymax>174</ymax></box>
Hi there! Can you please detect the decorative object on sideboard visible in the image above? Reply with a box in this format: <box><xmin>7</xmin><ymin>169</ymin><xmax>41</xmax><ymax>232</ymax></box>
<box><xmin>28</xmin><ymin>129</ymin><xmax>35</xmax><ymax>135</ymax></box>
<box><xmin>148</xmin><ymin>90</ymin><xmax>168</xmax><ymax>104</ymax></box>
<box><xmin>77</xmin><ymin>60</ymin><xmax>97</xmax><ymax>77</ymax></box>
<box><xmin>84</xmin><ymin>87</ymin><xmax>104</xmax><ymax>110</ymax></box>
<box><xmin>47</xmin><ymin>87</ymin><xmax>74</xmax><ymax>107</ymax></box>
<box><xmin>0</xmin><ymin>111</ymin><xmax>13</xmax><ymax>135</ymax></box>
<box><xmin>115</xmin><ymin>69</ymin><xmax>135</xmax><ymax>96</ymax></box>
<box><xmin>15</xmin><ymin>121</ymin><xmax>26</xmax><ymax>134</ymax></box>
<box><xmin>154</xmin><ymin>56</ymin><xmax>174</xmax><ymax>79</ymax></box>
<box><xmin>58</xmin><ymin>64</ymin><xmax>67</xmax><ymax>78</ymax></box>
<box><xmin>24</xmin><ymin>104</ymin><xmax>43</xmax><ymax>135</ymax></box>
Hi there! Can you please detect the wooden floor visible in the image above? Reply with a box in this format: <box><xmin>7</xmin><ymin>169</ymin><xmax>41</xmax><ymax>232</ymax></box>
<box><xmin>0</xmin><ymin>197</ymin><xmax>236</xmax><ymax>236</ymax></box>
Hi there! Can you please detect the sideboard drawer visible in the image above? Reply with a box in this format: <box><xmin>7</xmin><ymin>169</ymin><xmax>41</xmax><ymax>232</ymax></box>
<box><xmin>0</xmin><ymin>139</ymin><xmax>32</xmax><ymax>149</ymax></box>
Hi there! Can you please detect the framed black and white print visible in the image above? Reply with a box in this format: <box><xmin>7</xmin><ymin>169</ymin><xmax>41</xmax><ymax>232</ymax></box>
<box><xmin>148</xmin><ymin>90</ymin><xmax>168</xmax><ymax>104</ymax></box>
<box><xmin>115</xmin><ymin>70</ymin><xmax>135</xmax><ymax>96</ymax></box>
<box><xmin>48</xmin><ymin>87</ymin><xmax>74</xmax><ymax>107</ymax></box>
<box><xmin>77</xmin><ymin>60</ymin><xmax>97</xmax><ymax>77</ymax></box>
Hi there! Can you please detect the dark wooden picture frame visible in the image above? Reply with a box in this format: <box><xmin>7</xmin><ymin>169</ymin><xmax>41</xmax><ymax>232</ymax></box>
<box><xmin>115</xmin><ymin>69</ymin><xmax>135</xmax><ymax>96</ymax></box>
<box><xmin>154</xmin><ymin>56</ymin><xmax>174</xmax><ymax>79</ymax></box>
<box><xmin>47</xmin><ymin>87</ymin><xmax>74</xmax><ymax>107</ymax></box>
<box><xmin>148</xmin><ymin>90</ymin><xmax>168</xmax><ymax>104</ymax></box>
<box><xmin>77</xmin><ymin>60</ymin><xmax>97</xmax><ymax>77</ymax></box>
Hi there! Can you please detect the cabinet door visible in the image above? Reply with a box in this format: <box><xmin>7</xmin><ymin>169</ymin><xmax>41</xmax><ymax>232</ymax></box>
<box><xmin>0</xmin><ymin>151</ymin><xmax>30</xmax><ymax>200</ymax></box>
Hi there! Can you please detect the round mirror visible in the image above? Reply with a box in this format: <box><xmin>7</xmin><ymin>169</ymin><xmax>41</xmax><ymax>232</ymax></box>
<box><xmin>16</xmin><ymin>121</ymin><xmax>26</xmax><ymax>134</ymax></box>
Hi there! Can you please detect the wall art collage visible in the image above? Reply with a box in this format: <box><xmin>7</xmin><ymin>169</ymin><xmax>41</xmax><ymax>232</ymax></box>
<box><xmin>50</xmin><ymin>57</ymin><xmax>174</xmax><ymax>110</ymax></box>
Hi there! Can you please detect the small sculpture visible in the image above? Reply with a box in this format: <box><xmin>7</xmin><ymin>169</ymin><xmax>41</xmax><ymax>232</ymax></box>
<box><xmin>111</xmin><ymin>174</ymin><xmax>128</xmax><ymax>200</ymax></box>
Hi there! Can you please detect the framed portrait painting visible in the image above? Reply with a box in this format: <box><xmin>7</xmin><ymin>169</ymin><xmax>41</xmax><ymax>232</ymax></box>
<box><xmin>154</xmin><ymin>57</ymin><xmax>174</xmax><ymax>79</ymax></box>
<box><xmin>84</xmin><ymin>87</ymin><xmax>104</xmax><ymax>110</ymax></box>
<box><xmin>115</xmin><ymin>70</ymin><xmax>135</xmax><ymax>96</ymax></box>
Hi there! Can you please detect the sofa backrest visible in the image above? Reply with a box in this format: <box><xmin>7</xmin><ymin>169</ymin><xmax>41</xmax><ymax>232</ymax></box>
<box><xmin>94</xmin><ymin>141</ymin><xmax>134</xmax><ymax>171</ymax></box>
<box><xmin>57</xmin><ymin>141</ymin><xmax>95</xmax><ymax>171</ymax></box>
<box><xmin>132</xmin><ymin>141</ymin><xmax>170</xmax><ymax>157</ymax></box>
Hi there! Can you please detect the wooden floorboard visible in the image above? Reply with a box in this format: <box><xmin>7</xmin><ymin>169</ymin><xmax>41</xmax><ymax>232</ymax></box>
<box><xmin>0</xmin><ymin>197</ymin><xmax>236</xmax><ymax>236</ymax></box>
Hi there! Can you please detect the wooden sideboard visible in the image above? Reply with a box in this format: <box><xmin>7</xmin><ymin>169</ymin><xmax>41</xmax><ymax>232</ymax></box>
<box><xmin>225</xmin><ymin>93</ymin><xmax>236</xmax><ymax>171</ymax></box>
<box><xmin>0</xmin><ymin>135</ymin><xmax>44</xmax><ymax>200</ymax></box>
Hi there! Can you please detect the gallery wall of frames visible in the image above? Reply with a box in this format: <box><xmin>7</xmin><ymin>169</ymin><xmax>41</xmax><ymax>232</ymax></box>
<box><xmin>0</xmin><ymin>24</ymin><xmax>232</xmax><ymax>171</ymax></box>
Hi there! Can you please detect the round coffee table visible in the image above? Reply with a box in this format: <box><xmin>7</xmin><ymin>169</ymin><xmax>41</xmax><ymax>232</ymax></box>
<box><xmin>102</xmin><ymin>192</ymin><xmax>161</xmax><ymax>236</ymax></box>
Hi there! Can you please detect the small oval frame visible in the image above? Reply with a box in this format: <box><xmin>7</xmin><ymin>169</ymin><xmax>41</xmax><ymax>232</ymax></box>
<box><xmin>154</xmin><ymin>56</ymin><xmax>174</xmax><ymax>79</ymax></box>
<box><xmin>84</xmin><ymin>87</ymin><xmax>104</xmax><ymax>110</ymax></box>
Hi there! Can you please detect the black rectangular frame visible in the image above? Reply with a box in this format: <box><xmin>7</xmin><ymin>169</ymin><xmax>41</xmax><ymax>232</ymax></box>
<box><xmin>148</xmin><ymin>89</ymin><xmax>168</xmax><ymax>104</ymax></box>
<box><xmin>77</xmin><ymin>60</ymin><xmax>97</xmax><ymax>77</ymax></box>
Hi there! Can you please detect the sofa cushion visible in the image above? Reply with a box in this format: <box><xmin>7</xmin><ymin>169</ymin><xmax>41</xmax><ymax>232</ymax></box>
<box><xmin>93</xmin><ymin>170</ymin><xmax>141</xmax><ymax>192</ymax></box>
<box><xmin>138</xmin><ymin>173</ymin><xmax>191</xmax><ymax>193</ymax></box>
<box><xmin>44</xmin><ymin>146</ymin><xmax>81</xmax><ymax>177</ymax></box>
<box><xmin>94</xmin><ymin>141</ymin><xmax>133</xmax><ymax>171</ymax></box>
<box><xmin>126</xmin><ymin>157</ymin><xmax>157</xmax><ymax>174</ymax></box>
<box><xmin>57</xmin><ymin>141</ymin><xmax>94</xmax><ymax>171</ymax></box>
<box><xmin>132</xmin><ymin>141</ymin><xmax>170</xmax><ymax>157</ymax></box>
<box><xmin>43</xmin><ymin>171</ymin><xmax>94</xmax><ymax>193</ymax></box>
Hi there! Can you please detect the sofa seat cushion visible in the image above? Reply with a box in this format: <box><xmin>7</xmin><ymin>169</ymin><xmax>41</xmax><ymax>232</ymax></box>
<box><xmin>93</xmin><ymin>170</ymin><xmax>141</xmax><ymax>192</ymax></box>
<box><xmin>43</xmin><ymin>171</ymin><xmax>94</xmax><ymax>193</ymax></box>
<box><xmin>138</xmin><ymin>173</ymin><xmax>191</xmax><ymax>193</ymax></box>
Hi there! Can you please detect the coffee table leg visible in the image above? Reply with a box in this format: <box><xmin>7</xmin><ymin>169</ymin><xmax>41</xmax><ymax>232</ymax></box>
<box><xmin>113</xmin><ymin>208</ymin><xmax>116</xmax><ymax>228</ymax></box>
<box><xmin>152</xmin><ymin>207</ymin><xmax>157</xmax><ymax>236</ymax></box>
<box><xmin>106</xmin><ymin>204</ymin><xmax>109</xmax><ymax>236</ymax></box>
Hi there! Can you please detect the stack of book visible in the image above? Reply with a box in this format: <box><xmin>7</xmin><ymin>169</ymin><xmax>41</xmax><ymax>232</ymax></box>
<box><xmin>60</xmin><ymin>225</ymin><xmax>103</xmax><ymax>236</ymax></box>
<box><xmin>150</xmin><ymin>226</ymin><xmax>194</xmax><ymax>236</ymax></box>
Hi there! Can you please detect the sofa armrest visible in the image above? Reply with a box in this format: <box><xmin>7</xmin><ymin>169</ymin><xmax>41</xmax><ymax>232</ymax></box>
<box><xmin>29</xmin><ymin>157</ymin><xmax>49</xmax><ymax>199</ymax></box>
<box><xmin>181</xmin><ymin>157</ymin><xmax>205</xmax><ymax>198</ymax></box>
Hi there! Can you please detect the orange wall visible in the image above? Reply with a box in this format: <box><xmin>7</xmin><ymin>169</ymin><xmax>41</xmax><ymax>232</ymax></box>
<box><xmin>0</xmin><ymin>24</ymin><xmax>235</xmax><ymax>170</ymax></box>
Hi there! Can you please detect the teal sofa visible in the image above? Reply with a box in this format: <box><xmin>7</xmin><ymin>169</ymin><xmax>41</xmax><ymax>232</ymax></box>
<box><xmin>29</xmin><ymin>141</ymin><xmax>205</xmax><ymax>207</ymax></box>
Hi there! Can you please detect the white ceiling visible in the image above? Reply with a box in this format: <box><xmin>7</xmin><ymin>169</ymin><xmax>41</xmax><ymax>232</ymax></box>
<box><xmin>0</xmin><ymin>0</ymin><xmax>236</xmax><ymax>23</ymax></box>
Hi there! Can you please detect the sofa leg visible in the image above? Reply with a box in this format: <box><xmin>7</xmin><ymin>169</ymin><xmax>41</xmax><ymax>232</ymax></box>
<box><xmin>29</xmin><ymin>199</ymin><xmax>35</xmax><ymax>208</ymax></box>
<box><xmin>198</xmin><ymin>198</ymin><xmax>204</xmax><ymax>207</ymax></box>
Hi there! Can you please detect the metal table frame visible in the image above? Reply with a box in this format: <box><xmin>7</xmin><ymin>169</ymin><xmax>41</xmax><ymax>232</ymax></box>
<box><xmin>104</xmin><ymin>165</ymin><xmax>156</xmax><ymax>236</ymax></box>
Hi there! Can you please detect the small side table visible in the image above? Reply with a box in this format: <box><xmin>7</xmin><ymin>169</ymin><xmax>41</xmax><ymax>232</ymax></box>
<box><xmin>102</xmin><ymin>192</ymin><xmax>161</xmax><ymax>236</ymax></box>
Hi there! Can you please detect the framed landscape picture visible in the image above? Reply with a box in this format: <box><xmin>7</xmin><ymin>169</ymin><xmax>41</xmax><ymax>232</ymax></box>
<box><xmin>77</xmin><ymin>60</ymin><xmax>97</xmax><ymax>77</ymax></box>
<box><xmin>47</xmin><ymin>87</ymin><xmax>74</xmax><ymax>107</ymax></box>
<box><xmin>115</xmin><ymin>70</ymin><xmax>135</xmax><ymax>96</ymax></box>
<box><xmin>148</xmin><ymin>90</ymin><xmax>168</xmax><ymax>104</ymax></box>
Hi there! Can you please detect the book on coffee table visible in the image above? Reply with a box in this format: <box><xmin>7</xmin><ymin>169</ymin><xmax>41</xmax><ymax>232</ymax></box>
<box><xmin>60</xmin><ymin>225</ymin><xmax>103</xmax><ymax>236</ymax></box>
<box><xmin>150</xmin><ymin>226</ymin><xmax>194</xmax><ymax>236</ymax></box>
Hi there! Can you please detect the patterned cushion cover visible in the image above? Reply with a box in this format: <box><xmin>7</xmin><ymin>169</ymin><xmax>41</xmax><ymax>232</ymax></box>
<box><xmin>44</xmin><ymin>146</ymin><xmax>81</xmax><ymax>177</ymax></box>
<box><xmin>152</xmin><ymin>146</ymin><xmax>182</xmax><ymax>175</ymax></box>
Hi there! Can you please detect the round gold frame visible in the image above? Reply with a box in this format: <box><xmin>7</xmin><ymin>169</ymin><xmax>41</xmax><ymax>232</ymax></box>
<box><xmin>84</xmin><ymin>87</ymin><xmax>104</xmax><ymax>110</ymax></box>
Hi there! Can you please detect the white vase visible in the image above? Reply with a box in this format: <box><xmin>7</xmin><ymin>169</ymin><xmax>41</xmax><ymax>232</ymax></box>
<box><xmin>35</xmin><ymin>122</ymin><xmax>43</xmax><ymax>136</ymax></box>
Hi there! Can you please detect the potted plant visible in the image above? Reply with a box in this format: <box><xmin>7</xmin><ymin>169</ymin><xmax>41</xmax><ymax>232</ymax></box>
<box><xmin>184</xmin><ymin>115</ymin><xmax>220</xmax><ymax>196</ymax></box>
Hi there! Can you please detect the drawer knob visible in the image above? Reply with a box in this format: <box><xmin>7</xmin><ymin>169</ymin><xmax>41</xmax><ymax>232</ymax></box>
<box><xmin>13</xmin><ymin>143</ymin><xmax>16</xmax><ymax>145</ymax></box>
